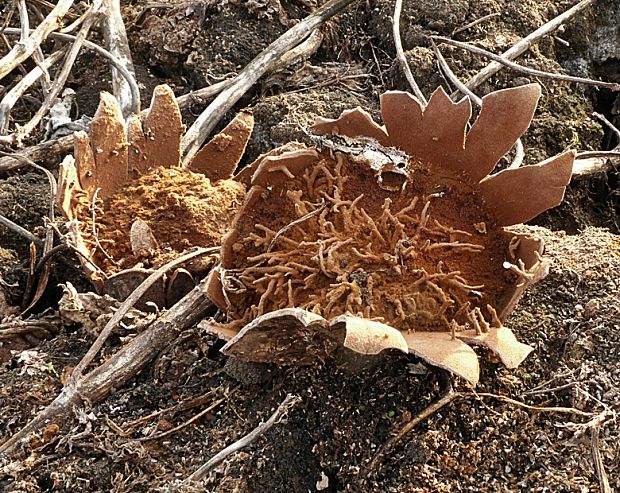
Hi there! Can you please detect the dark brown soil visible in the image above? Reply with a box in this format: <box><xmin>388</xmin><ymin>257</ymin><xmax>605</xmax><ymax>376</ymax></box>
<box><xmin>0</xmin><ymin>0</ymin><xmax>619</xmax><ymax>492</ymax></box>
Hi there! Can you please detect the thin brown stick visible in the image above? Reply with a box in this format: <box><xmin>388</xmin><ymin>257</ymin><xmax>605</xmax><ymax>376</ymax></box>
<box><xmin>0</xmin><ymin>0</ymin><xmax>74</xmax><ymax>81</ymax></box>
<box><xmin>101</xmin><ymin>0</ymin><xmax>139</xmax><ymax>116</ymax></box>
<box><xmin>590</xmin><ymin>419</ymin><xmax>612</xmax><ymax>493</ymax></box>
<box><xmin>523</xmin><ymin>381</ymin><xmax>580</xmax><ymax>396</ymax></box>
<box><xmin>135</xmin><ymin>396</ymin><xmax>228</xmax><ymax>442</ymax></box>
<box><xmin>434</xmin><ymin>36</ymin><xmax>620</xmax><ymax>92</ymax></box>
<box><xmin>21</xmin><ymin>161</ymin><xmax>57</xmax><ymax>314</ymax></box>
<box><xmin>68</xmin><ymin>247</ymin><xmax>218</xmax><ymax>383</ymax></box>
<box><xmin>181</xmin><ymin>394</ymin><xmax>302</xmax><ymax>486</ymax></box>
<box><xmin>393</xmin><ymin>0</ymin><xmax>426</xmax><ymax>104</ymax></box>
<box><xmin>0</xmin><ymin>213</ymin><xmax>43</xmax><ymax>246</ymax></box>
<box><xmin>181</xmin><ymin>0</ymin><xmax>358</xmax><ymax>166</ymax></box>
<box><xmin>464</xmin><ymin>391</ymin><xmax>597</xmax><ymax>417</ymax></box>
<box><xmin>0</xmin><ymin>277</ymin><xmax>215</xmax><ymax>458</ymax></box>
<box><xmin>452</xmin><ymin>12</ymin><xmax>501</xmax><ymax>36</ymax></box>
<box><xmin>451</xmin><ymin>0</ymin><xmax>600</xmax><ymax>94</ymax></box>
<box><xmin>367</xmin><ymin>387</ymin><xmax>598</xmax><ymax>473</ymax></box>
<box><xmin>368</xmin><ymin>388</ymin><xmax>457</xmax><ymax>472</ymax></box>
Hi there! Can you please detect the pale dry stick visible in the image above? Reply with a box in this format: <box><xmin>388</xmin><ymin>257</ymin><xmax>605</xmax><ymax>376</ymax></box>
<box><xmin>15</xmin><ymin>1</ymin><xmax>104</xmax><ymax>143</ymax></box>
<box><xmin>522</xmin><ymin>380</ymin><xmax>580</xmax><ymax>396</ymax></box>
<box><xmin>135</xmin><ymin>395</ymin><xmax>228</xmax><ymax>442</ymax></box>
<box><xmin>0</xmin><ymin>30</ymin><xmax>321</xmax><ymax>157</ymax></box>
<box><xmin>464</xmin><ymin>391</ymin><xmax>597</xmax><ymax>417</ymax></box>
<box><xmin>0</xmin><ymin>49</ymin><xmax>64</xmax><ymax>135</ymax></box>
<box><xmin>432</xmin><ymin>41</ymin><xmax>524</xmax><ymax>168</ymax></box>
<box><xmin>180</xmin><ymin>394</ymin><xmax>302</xmax><ymax>486</ymax></box>
<box><xmin>509</xmin><ymin>138</ymin><xmax>525</xmax><ymax>169</ymax></box>
<box><xmin>17</xmin><ymin>0</ymin><xmax>50</xmax><ymax>93</ymax></box>
<box><xmin>68</xmin><ymin>246</ymin><xmax>218</xmax><ymax>383</ymax></box>
<box><xmin>0</xmin><ymin>276</ymin><xmax>216</xmax><ymax>458</ymax></box>
<box><xmin>392</xmin><ymin>0</ymin><xmax>426</xmax><ymax>104</ymax></box>
<box><xmin>575</xmin><ymin>150</ymin><xmax>620</xmax><ymax>159</ymax></box>
<box><xmin>434</xmin><ymin>36</ymin><xmax>620</xmax><ymax>92</ymax></box>
<box><xmin>181</xmin><ymin>0</ymin><xmax>358</xmax><ymax>166</ymax></box>
<box><xmin>0</xmin><ymin>214</ymin><xmax>43</xmax><ymax>246</ymax></box>
<box><xmin>101</xmin><ymin>0</ymin><xmax>139</xmax><ymax>116</ymax></box>
<box><xmin>368</xmin><ymin>387</ymin><xmax>458</xmax><ymax>472</ymax></box>
<box><xmin>2</xmin><ymin>28</ymin><xmax>140</xmax><ymax>114</ymax></box>
<box><xmin>451</xmin><ymin>0</ymin><xmax>600</xmax><ymax>95</ymax></box>
<box><xmin>0</xmin><ymin>0</ymin><xmax>74</xmax><ymax>81</ymax></box>
<box><xmin>171</xmin><ymin>30</ymin><xmax>322</xmax><ymax>117</ymax></box>
<box><xmin>0</xmin><ymin>134</ymin><xmax>73</xmax><ymax>171</ymax></box>
<box><xmin>593</xmin><ymin>112</ymin><xmax>620</xmax><ymax>141</ymax></box>
<box><xmin>432</xmin><ymin>41</ymin><xmax>481</xmax><ymax>105</ymax></box>
<box><xmin>452</xmin><ymin>12</ymin><xmax>501</xmax><ymax>36</ymax></box>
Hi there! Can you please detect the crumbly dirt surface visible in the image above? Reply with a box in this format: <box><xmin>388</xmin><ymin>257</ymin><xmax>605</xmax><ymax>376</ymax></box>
<box><xmin>0</xmin><ymin>0</ymin><xmax>619</xmax><ymax>492</ymax></box>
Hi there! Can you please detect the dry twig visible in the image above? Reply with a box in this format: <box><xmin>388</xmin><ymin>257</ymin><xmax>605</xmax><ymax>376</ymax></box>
<box><xmin>367</xmin><ymin>385</ymin><xmax>599</xmax><ymax>473</ymax></box>
<box><xmin>135</xmin><ymin>395</ymin><xmax>228</xmax><ymax>443</ymax></box>
<box><xmin>0</xmin><ymin>213</ymin><xmax>42</xmax><ymax>246</ymax></box>
<box><xmin>432</xmin><ymin>41</ymin><xmax>523</xmax><ymax>168</ymax></box>
<box><xmin>0</xmin><ymin>49</ymin><xmax>64</xmax><ymax>135</ymax></box>
<box><xmin>181</xmin><ymin>0</ymin><xmax>358</xmax><ymax>165</ymax></box>
<box><xmin>101</xmin><ymin>0</ymin><xmax>139</xmax><ymax>116</ymax></box>
<box><xmin>0</xmin><ymin>136</ymin><xmax>74</xmax><ymax>172</ymax></box>
<box><xmin>452</xmin><ymin>12</ymin><xmax>501</xmax><ymax>36</ymax></box>
<box><xmin>0</xmin><ymin>0</ymin><xmax>74</xmax><ymax>81</ymax></box>
<box><xmin>392</xmin><ymin>0</ymin><xmax>426</xmax><ymax>104</ymax></box>
<box><xmin>0</xmin><ymin>275</ymin><xmax>216</xmax><ymax>458</ymax></box>
<box><xmin>433</xmin><ymin>36</ymin><xmax>620</xmax><ymax>92</ymax></box>
<box><xmin>2</xmin><ymin>28</ymin><xmax>140</xmax><ymax>115</ymax></box>
<box><xmin>451</xmin><ymin>0</ymin><xmax>600</xmax><ymax>94</ymax></box>
<box><xmin>68</xmin><ymin>247</ymin><xmax>218</xmax><ymax>382</ymax></box>
<box><xmin>13</xmin><ymin>1</ymin><xmax>104</xmax><ymax>143</ymax></box>
<box><xmin>180</xmin><ymin>394</ymin><xmax>302</xmax><ymax>486</ymax></box>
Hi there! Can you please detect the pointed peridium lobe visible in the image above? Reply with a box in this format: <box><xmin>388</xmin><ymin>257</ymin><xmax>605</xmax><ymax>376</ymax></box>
<box><xmin>462</xmin><ymin>84</ymin><xmax>541</xmax><ymax>183</ymax></box>
<box><xmin>401</xmin><ymin>331</ymin><xmax>480</xmax><ymax>385</ymax></box>
<box><xmin>478</xmin><ymin>150</ymin><xmax>575</xmax><ymax>226</ymax></box>
<box><xmin>142</xmin><ymin>85</ymin><xmax>183</xmax><ymax>169</ymax></box>
<box><xmin>380</xmin><ymin>88</ymin><xmax>471</xmax><ymax>177</ymax></box>
<box><xmin>188</xmin><ymin>111</ymin><xmax>254</xmax><ymax>181</ymax></box>
<box><xmin>89</xmin><ymin>92</ymin><xmax>129</xmax><ymax>199</ymax></box>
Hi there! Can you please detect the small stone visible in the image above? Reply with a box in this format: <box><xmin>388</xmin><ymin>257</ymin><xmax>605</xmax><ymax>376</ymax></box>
<box><xmin>316</xmin><ymin>472</ymin><xmax>329</xmax><ymax>491</ymax></box>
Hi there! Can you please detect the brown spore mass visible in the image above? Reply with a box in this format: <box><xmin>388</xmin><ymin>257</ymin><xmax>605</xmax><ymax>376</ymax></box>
<box><xmin>223</xmin><ymin>151</ymin><xmax>515</xmax><ymax>333</ymax></box>
<box><xmin>91</xmin><ymin>166</ymin><xmax>245</xmax><ymax>273</ymax></box>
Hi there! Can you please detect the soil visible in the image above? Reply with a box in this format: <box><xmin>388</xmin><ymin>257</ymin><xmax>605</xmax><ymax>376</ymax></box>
<box><xmin>93</xmin><ymin>166</ymin><xmax>245</xmax><ymax>274</ymax></box>
<box><xmin>0</xmin><ymin>0</ymin><xmax>619</xmax><ymax>492</ymax></box>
